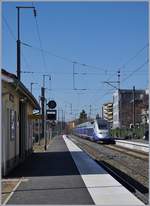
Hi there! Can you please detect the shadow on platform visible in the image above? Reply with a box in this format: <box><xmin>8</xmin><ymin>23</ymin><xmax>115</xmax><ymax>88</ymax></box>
<box><xmin>7</xmin><ymin>151</ymin><xmax>106</xmax><ymax>178</ymax></box>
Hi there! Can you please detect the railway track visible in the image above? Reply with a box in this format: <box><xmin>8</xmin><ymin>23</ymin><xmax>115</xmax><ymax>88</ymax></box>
<box><xmin>68</xmin><ymin>135</ymin><xmax>149</xmax><ymax>204</ymax></box>
<box><xmin>104</xmin><ymin>144</ymin><xmax>148</xmax><ymax>160</ymax></box>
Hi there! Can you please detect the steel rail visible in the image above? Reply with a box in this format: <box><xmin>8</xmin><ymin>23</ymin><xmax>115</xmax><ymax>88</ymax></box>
<box><xmin>69</xmin><ymin>135</ymin><xmax>149</xmax><ymax>204</ymax></box>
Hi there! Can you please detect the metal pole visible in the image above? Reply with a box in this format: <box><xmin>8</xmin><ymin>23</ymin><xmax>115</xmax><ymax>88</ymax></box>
<box><xmin>133</xmin><ymin>86</ymin><xmax>135</xmax><ymax>128</ymax></box>
<box><xmin>61</xmin><ymin>110</ymin><xmax>63</xmax><ymax>132</ymax></box>
<box><xmin>118</xmin><ymin>70</ymin><xmax>121</xmax><ymax>129</ymax></box>
<box><xmin>58</xmin><ymin>109</ymin><xmax>59</xmax><ymax>134</ymax></box>
<box><xmin>44</xmin><ymin>99</ymin><xmax>47</xmax><ymax>150</ymax></box>
<box><xmin>118</xmin><ymin>89</ymin><xmax>121</xmax><ymax>130</ymax></box>
<box><xmin>70</xmin><ymin>103</ymin><xmax>72</xmax><ymax>115</ymax></box>
<box><xmin>73</xmin><ymin>62</ymin><xmax>77</xmax><ymax>89</ymax></box>
<box><xmin>63</xmin><ymin>111</ymin><xmax>65</xmax><ymax>132</ymax></box>
<box><xmin>118</xmin><ymin>70</ymin><xmax>120</xmax><ymax>90</ymax></box>
<box><xmin>38</xmin><ymin>119</ymin><xmax>40</xmax><ymax>145</ymax></box>
<box><xmin>17</xmin><ymin>7</ymin><xmax>21</xmax><ymax>160</ymax></box>
<box><xmin>38</xmin><ymin>97</ymin><xmax>41</xmax><ymax>145</ymax></box>
<box><xmin>43</xmin><ymin>75</ymin><xmax>45</xmax><ymax>88</ymax></box>
<box><xmin>16</xmin><ymin>6</ymin><xmax>36</xmax><ymax>80</ymax></box>
<box><xmin>41</xmin><ymin>87</ymin><xmax>46</xmax><ymax>149</ymax></box>
<box><xmin>30</xmin><ymin>83</ymin><xmax>33</xmax><ymax>93</ymax></box>
<box><xmin>89</xmin><ymin>105</ymin><xmax>91</xmax><ymax>118</ymax></box>
<box><xmin>73</xmin><ymin>63</ymin><xmax>75</xmax><ymax>89</ymax></box>
<box><xmin>17</xmin><ymin>8</ymin><xmax>20</xmax><ymax>45</ymax></box>
<box><xmin>31</xmin><ymin>82</ymin><xmax>38</xmax><ymax>93</ymax></box>
<box><xmin>17</xmin><ymin>8</ymin><xmax>21</xmax><ymax>80</ymax></box>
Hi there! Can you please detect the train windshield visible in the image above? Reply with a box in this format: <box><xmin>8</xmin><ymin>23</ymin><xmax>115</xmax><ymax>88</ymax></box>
<box><xmin>98</xmin><ymin>124</ymin><xmax>108</xmax><ymax>129</ymax></box>
<box><xmin>97</xmin><ymin>120</ymin><xmax>108</xmax><ymax>129</ymax></box>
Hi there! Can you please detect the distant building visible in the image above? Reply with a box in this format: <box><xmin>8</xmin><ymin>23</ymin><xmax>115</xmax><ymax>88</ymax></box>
<box><xmin>141</xmin><ymin>89</ymin><xmax>149</xmax><ymax>125</ymax></box>
<box><xmin>2</xmin><ymin>69</ymin><xmax>40</xmax><ymax>176</ymax></box>
<box><xmin>102</xmin><ymin>102</ymin><xmax>113</xmax><ymax>127</ymax></box>
<box><xmin>113</xmin><ymin>89</ymin><xmax>149</xmax><ymax>128</ymax></box>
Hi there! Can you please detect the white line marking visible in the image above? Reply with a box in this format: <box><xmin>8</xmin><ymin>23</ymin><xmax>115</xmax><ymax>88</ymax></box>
<box><xmin>2</xmin><ymin>178</ymin><xmax>29</xmax><ymax>182</ymax></box>
<box><xmin>63</xmin><ymin>135</ymin><xmax>144</xmax><ymax>205</ymax></box>
<box><xmin>3</xmin><ymin>178</ymin><xmax>22</xmax><ymax>205</ymax></box>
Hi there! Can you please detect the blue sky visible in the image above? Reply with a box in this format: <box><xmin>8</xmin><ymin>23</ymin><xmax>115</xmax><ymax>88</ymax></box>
<box><xmin>2</xmin><ymin>2</ymin><xmax>148</xmax><ymax>121</ymax></box>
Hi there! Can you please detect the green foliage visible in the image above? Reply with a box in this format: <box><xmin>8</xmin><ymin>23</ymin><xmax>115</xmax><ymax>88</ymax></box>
<box><xmin>110</xmin><ymin>126</ymin><xmax>146</xmax><ymax>139</ymax></box>
<box><xmin>79</xmin><ymin>110</ymin><xmax>87</xmax><ymax>123</ymax></box>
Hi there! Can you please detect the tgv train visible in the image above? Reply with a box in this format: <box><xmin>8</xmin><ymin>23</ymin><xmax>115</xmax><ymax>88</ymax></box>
<box><xmin>74</xmin><ymin>119</ymin><xmax>115</xmax><ymax>144</ymax></box>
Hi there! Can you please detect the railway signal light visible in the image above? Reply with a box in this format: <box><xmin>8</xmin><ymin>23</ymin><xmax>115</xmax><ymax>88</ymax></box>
<box><xmin>47</xmin><ymin>100</ymin><xmax>57</xmax><ymax>109</ymax></box>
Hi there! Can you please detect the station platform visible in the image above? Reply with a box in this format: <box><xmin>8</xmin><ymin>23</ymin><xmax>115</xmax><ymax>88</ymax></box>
<box><xmin>115</xmin><ymin>139</ymin><xmax>149</xmax><ymax>153</ymax></box>
<box><xmin>6</xmin><ymin>135</ymin><xmax>144</xmax><ymax>205</ymax></box>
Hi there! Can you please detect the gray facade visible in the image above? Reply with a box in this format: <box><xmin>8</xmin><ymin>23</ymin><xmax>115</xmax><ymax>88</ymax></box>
<box><xmin>113</xmin><ymin>90</ymin><xmax>120</xmax><ymax>128</ymax></box>
<box><xmin>113</xmin><ymin>89</ymin><xmax>148</xmax><ymax>128</ymax></box>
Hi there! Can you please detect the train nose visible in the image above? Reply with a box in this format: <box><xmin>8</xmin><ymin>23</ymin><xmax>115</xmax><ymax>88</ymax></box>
<box><xmin>99</xmin><ymin>131</ymin><xmax>108</xmax><ymax>135</ymax></box>
<box><xmin>98</xmin><ymin>131</ymin><xmax>109</xmax><ymax>138</ymax></box>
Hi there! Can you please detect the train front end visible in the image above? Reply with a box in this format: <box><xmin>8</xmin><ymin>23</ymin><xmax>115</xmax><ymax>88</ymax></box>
<box><xmin>94</xmin><ymin>119</ymin><xmax>115</xmax><ymax>144</ymax></box>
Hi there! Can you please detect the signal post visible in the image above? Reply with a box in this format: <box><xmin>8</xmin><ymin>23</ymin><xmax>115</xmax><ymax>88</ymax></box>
<box><xmin>45</xmin><ymin>100</ymin><xmax>57</xmax><ymax>150</ymax></box>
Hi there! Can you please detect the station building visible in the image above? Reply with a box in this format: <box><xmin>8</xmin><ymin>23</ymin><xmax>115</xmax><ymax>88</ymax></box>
<box><xmin>113</xmin><ymin>89</ymin><xmax>149</xmax><ymax>128</ymax></box>
<box><xmin>2</xmin><ymin>69</ymin><xmax>40</xmax><ymax>176</ymax></box>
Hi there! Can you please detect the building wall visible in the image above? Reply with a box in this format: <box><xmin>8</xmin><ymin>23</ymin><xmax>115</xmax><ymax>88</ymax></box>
<box><xmin>113</xmin><ymin>89</ymin><xmax>148</xmax><ymax>128</ymax></box>
<box><xmin>2</xmin><ymin>82</ymin><xmax>19</xmax><ymax>175</ymax></box>
<box><xmin>2</xmin><ymin>81</ymin><xmax>35</xmax><ymax>176</ymax></box>
<box><xmin>102</xmin><ymin>102</ymin><xmax>113</xmax><ymax>127</ymax></box>
<box><xmin>113</xmin><ymin>90</ymin><xmax>120</xmax><ymax>128</ymax></box>
<box><xmin>26</xmin><ymin>104</ymin><xmax>34</xmax><ymax>154</ymax></box>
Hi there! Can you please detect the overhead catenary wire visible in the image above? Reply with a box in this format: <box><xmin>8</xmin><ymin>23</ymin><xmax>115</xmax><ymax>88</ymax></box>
<box><xmin>3</xmin><ymin>13</ymin><xmax>107</xmax><ymax>97</ymax></box>
<box><xmin>21</xmin><ymin>41</ymin><xmax>107</xmax><ymax>72</ymax></box>
<box><xmin>3</xmin><ymin>15</ymin><xmax>16</xmax><ymax>40</ymax></box>
<box><xmin>21</xmin><ymin>40</ymin><xmax>149</xmax><ymax>76</ymax></box>
<box><xmin>2</xmin><ymin>14</ymin><xmax>36</xmax><ymax>75</ymax></box>
<box><xmin>3</xmin><ymin>5</ymin><xmax>49</xmax><ymax>91</ymax></box>
<box><xmin>32</xmin><ymin>2</ymin><xmax>47</xmax><ymax>73</ymax></box>
<box><xmin>122</xmin><ymin>59</ymin><xmax>149</xmax><ymax>83</ymax></box>
<box><xmin>103</xmin><ymin>43</ymin><xmax>149</xmax><ymax>89</ymax></box>
<box><xmin>121</xmin><ymin>43</ymin><xmax>149</xmax><ymax>70</ymax></box>
<box><xmin>3</xmin><ymin>13</ymin><xmax>148</xmax><ymax>107</ymax></box>
<box><xmin>21</xmin><ymin>69</ymin><xmax>147</xmax><ymax>77</ymax></box>
<box><xmin>101</xmin><ymin>60</ymin><xmax>148</xmax><ymax>108</ymax></box>
<box><xmin>91</xmin><ymin>89</ymin><xmax>115</xmax><ymax>104</ymax></box>
<box><xmin>3</xmin><ymin>12</ymin><xmax>148</xmax><ymax>76</ymax></box>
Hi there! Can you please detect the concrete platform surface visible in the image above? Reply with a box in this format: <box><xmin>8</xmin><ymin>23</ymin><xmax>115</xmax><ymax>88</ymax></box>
<box><xmin>6</xmin><ymin>136</ymin><xmax>94</xmax><ymax>205</ymax></box>
<box><xmin>5</xmin><ymin>135</ymin><xmax>144</xmax><ymax>205</ymax></box>
<box><xmin>63</xmin><ymin>135</ymin><xmax>144</xmax><ymax>205</ymax></box>
<box><xmin>115</xmin><ymin>139</ymin><xmax>149</xmax><ymax>153</ymax></box>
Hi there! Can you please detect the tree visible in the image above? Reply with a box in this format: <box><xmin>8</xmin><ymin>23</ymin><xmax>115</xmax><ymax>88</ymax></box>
<box><xmin>79</xmin><ymin>110</ymin><xmax>87</xmax><ymax>123</ymax></box>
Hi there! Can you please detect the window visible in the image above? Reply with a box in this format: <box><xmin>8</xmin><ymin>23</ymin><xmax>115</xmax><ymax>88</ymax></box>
<box><xmin>98</xmin><ymin>124</ymin><xmax>108</xmax><ymax>129</ymax></box>
<box><xmin>10</xmin><ymin>109</ymin><xmax>16</xmax><ymax>140</ymax></box>
<box><xmin>97</xmin><ymin>120</ymin><xmax>108</xmax><ymax>129</ymax></box>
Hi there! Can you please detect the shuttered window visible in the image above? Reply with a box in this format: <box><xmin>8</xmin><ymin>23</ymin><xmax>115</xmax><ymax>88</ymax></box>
<box><xmin>10</xmin><ymin>109</ymin><xmax>16</xmax><ymax>140</ymax></box>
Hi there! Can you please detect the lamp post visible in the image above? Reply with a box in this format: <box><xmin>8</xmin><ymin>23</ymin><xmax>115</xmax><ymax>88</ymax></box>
<box><xmin>72</xmin><ymin>61</ymin><xmax>77</xmax><ymax>90</ymax></box>
<box><xmin>41</xmin><ymin>74</ymin><xmax>51</xmax><ymax>151</ymax></box>
<box><xmin>16</xmin><ymin>6</ymin><xmax>36</xmax><ymax>80</ymax></box>
<box><xmin>30</xmin><ymin>82</ymin><xmax>38</xmax><ymax>93</ymax></box>
<box><xmin>133</xmin><ymin>86</ymin><xmax>136</xmax><ymax>128</ymax></box>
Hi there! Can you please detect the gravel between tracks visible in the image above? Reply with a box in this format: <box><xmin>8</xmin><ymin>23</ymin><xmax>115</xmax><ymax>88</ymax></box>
<box><xmin>69</xmin><ymin>135</ymin><xmax>149</xmax><ymax>190</ymax></box>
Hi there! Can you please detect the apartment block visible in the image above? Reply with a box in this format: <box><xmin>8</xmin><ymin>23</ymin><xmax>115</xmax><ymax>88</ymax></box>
<box><xmin>102</xmin><ymin>102</ymin><xmax>113</xmax><ymax>127</ymax></box>
<box><xmin>113</xmin><ymin>89</ymin><xmax>149</xmax><ymax>128</ymax></box>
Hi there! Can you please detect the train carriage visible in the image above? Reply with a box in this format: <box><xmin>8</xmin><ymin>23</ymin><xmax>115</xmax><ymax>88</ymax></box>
<box><xmin>74</xmin><ymin>118</ymin><xmax>115</xmax><ymax>144</ymax></box>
